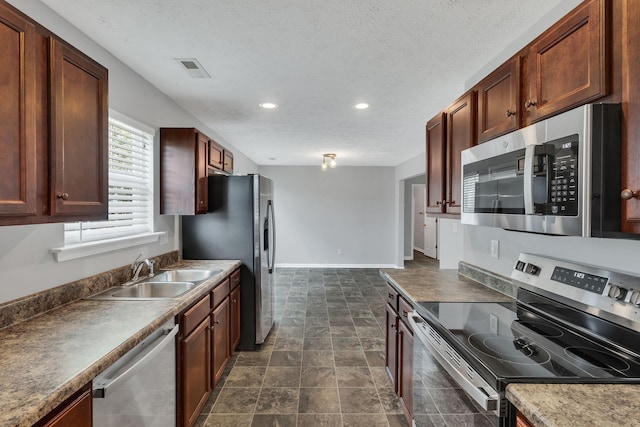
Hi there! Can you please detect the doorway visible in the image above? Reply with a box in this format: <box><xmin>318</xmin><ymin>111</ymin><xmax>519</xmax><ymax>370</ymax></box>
<box><xmin>411</xmin><ymin>184</ymin><xmax>437</xmax><ymax>259</ymax></box>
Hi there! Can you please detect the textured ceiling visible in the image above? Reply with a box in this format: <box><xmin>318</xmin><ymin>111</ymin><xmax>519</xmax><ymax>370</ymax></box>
<box><xmin>41</xmin><ymin>0</ymin><xmax>567</xmax><ymax>166</ymax></box>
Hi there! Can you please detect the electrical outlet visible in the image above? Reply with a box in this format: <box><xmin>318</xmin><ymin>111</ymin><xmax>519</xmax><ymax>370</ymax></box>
<box><xmin>490</xmin><ymin>314</ymin><xmax>499</xmax><ymax>334</ymax></box>
<box><xmin>337</xmin><ymin>249</ymin><xmax>342</xmax><ymax>255</ymax></box>
<box><xmin>491</xmin><ymin>240</ymin><xmax>499</xmax><ymax>258</ymax></box>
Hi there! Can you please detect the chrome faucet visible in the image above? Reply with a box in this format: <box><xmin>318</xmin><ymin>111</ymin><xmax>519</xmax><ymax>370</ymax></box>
<box><xmin>131</xmin><ymin>253</ymin><xmax>155</xmax><ymax>281</ymax></box>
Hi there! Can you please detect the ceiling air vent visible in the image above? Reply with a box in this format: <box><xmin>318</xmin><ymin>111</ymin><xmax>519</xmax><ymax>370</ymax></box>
<box><xmin>174</xmin><ymin>58</ymin><xmax>211</xmax><ymax>79</ymax></box>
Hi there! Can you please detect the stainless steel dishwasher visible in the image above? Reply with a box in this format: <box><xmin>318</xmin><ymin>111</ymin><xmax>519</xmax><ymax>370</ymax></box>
<box><xmin>93</xmin><ymin>320</ymin><xmax>179</xmax><ymax>426</ymax></box>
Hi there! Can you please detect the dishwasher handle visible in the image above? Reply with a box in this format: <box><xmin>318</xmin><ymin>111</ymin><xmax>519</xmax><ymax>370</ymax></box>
<box><xmin>93</xmin><ymin>324</ymin><xmax>179</xmax><ymax>398</ymax></box>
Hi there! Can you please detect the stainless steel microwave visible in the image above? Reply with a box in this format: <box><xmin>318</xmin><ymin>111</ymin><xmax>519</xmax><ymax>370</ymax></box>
<box><xmin>461</xmin><ymin>103</ymin><xmax>621</xmax><ymax>237</ymax></box>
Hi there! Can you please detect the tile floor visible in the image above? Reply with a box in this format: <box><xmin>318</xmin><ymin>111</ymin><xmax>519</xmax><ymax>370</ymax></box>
<box><xmin>195</xmin><ymin>268</ymin><xmax>410</xmax><ymax>427</ymax></box>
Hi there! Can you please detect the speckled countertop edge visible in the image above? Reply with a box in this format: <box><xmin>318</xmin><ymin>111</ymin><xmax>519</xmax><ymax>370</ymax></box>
<box><xmin>506</xmin><ymin>383</ymin><xmax>640</xmax><ymax>427</ymax></box>
<box><xmin>0</xmin><ymin>259</ymin><xmax>240</xmax><ymax>427</ymax></box>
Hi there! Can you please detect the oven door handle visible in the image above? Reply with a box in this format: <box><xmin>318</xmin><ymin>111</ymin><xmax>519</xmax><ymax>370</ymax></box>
<box><xmin>408</xmin><ymin>312</ymin><xmax>500</xmax><ymax>412</ymax></box>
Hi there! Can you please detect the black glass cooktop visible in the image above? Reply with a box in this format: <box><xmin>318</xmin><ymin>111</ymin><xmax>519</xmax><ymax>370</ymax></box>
<box><xmin>415</xmin><ymin>299</ymin><xmax>640</xmax><ymax>382</ymax></box>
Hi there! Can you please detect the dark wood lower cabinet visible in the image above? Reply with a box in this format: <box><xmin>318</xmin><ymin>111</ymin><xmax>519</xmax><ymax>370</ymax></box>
<box><xmin>177</xmin><ymin>269</ymin><xmax>241</xmax><ymax>427</ymax></box>
<box><xmin>179</xmin><ymin>318</ymin><xmax>211</xmax><ymax>427</ymax></box>
<box><xmin>229</xmin><ymin>285</ymin><xmax>241</xmax><ymax>352</ymax></box>
<box><xmin>385</xmin><ymin>282</ymin><xmax>414</xmax><ymax>425</ymax></box>
<box><xmin>385</xmin><ymin>303</ymin><xmax>398</xmax><ymax>389</ymax></box>
<box><xmin>34</xmin><ymin>382</ymin><xmax>92</xmax><ymax>427</ymax></box>
<box><xmin>398</xmin><ymin>318</ymin><xmax>414</xmax><ymax>420</ymax></box>
<box><xmin>211</xmin><ymin>296</ymin><xmax>230</xmax><ymax>387</ymax></box>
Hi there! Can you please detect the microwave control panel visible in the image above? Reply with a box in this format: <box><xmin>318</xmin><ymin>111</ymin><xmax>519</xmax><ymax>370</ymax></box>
<box><xmin>546</xmin><ymin>135</ymin><xmax>579</xmax><ymax>216</ymax></box>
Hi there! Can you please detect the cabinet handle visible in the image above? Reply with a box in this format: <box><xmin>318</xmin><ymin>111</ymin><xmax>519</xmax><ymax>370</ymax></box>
<box><xmin>213</xmin><ymin>320</ymin><xmax>220</xmax><ymax>325</ymax></box>
<box><xmin>525</xmin><ymin>100</ymin><xmax>537</xmax><ymax>109</ymax></box>
<box><xmin>200</xmin><ymin>200</ymin><xmax>205</xmax><ymax>204</ymax></box>
<box><xmin>56</xmin><ymin>192</ymin><xmax>69</xmax><ymax>200</ymax></box>
<box><xmin>232</xmin><ymin>299</ymin><xmax>237</xmax><ymax>303</ymax></box>
<box><xmin>446</xmin><ymin>200</ymin><xmax>455</xmax><ymax>206</ymax></box>
<box><xmin>505</xmin><ymin>109</ymin><xmax>516</xmax><ymax>117</ymax></box>
<box><xmin>621</xmin><ymin>189</ymin><xmax>639</xmax><ymax>200</ymax></box>
<box><xmin>388</xmin><ymin>293</ymin><xmax>394</xmax><ymax>299</ymax></box>
<box><xmin>402</xmin><ymin>310</ymin><xmax>408</xmax><ymax>318</ymax></box>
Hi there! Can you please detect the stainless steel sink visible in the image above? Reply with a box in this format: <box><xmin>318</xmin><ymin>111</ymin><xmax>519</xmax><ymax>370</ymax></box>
<box><xmin>153</xmin><ymin>269</ymin><xmax>220</xmax><ymax>283</ymax></box>
<box><xmin>88</xmin><ymin>268</ymin><xmax>221</xmax><ymax>300</ymax></box>
<box><xmin>111</xmin><ymin>281</ymin><xmax>196</xmax><ymax>298</ymax></box>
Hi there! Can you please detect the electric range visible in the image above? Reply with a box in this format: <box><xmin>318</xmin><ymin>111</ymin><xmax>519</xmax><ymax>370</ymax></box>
<box><xmin>409</xmin><ymin>253</ymin><xmax>640</xmax><ymax>426</ymax></box>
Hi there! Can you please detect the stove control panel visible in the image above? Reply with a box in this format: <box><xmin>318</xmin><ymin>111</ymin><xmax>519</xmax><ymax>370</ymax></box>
<box><xmin>511</xmin><ymin>253</ymin><xmax>640</xmax><ymax>330</ymax></box>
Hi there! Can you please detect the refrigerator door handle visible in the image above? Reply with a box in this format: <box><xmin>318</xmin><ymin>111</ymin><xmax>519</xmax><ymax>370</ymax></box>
<box><xmin>267</xmin><ymin>200</ymin><xmax>275</xmax><ymax>273</ymax></box>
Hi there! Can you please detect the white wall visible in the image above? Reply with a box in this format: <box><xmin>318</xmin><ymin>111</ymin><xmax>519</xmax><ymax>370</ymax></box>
<box><xmin>259</xmin><ymin>166</ymin><xmax>397</xmax><ymax>268</ymax></box>
<box><xmin>463</xmin><ymin>225</ymin><xmax>640</xmax><ymax>277</ymax></box>
<box><xmin>0</xmin><ymin>1</ymin><xmax>258</xmax><ymax>304</ymax></box>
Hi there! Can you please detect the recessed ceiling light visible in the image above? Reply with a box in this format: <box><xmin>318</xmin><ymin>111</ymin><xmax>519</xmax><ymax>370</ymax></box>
<box><xmin>259</xmin><ymin>102</ymin><xmax>278</xmax><ymax>109</ymax></box>
<box><xmin>354</xmin><ymin>103</ymin><xmax>369</xmax><ymax>110</ymax></box>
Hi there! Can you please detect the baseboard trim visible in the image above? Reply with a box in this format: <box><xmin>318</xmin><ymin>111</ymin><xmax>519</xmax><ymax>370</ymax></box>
<box><xmin>275</xmin><ymin>263</ymin><xmax>399</xmax><ymax>269</ymax></box>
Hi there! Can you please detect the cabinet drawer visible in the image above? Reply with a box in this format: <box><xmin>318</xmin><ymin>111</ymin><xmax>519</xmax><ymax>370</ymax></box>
<box><xmin>181</xmin><ymin>293</ymin><xmax>211</xmax><ymax>336</ymax></box>
<box><xmin>212</xmin><ymin>278</ymin><xmax>230</xmax><ymax>308</ymax></box>
<box><xmin>386</xmin><ymin>283</ymin><xmax>399</xmax><ymax>310</ymax></box>
<box><xmin>230</xmin><ymin>268</ymin><xmax>240</xmax><ymax>290</ymax></box>
<box><xmin>398</xmin><ymin>296</ymin><xmax>413</xmax><ymax>327</ymax></box>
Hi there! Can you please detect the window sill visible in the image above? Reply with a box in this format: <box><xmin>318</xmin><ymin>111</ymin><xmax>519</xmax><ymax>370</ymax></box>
<box><xmin>50</xmin><ymin>232</ymin><xmax>166</xmax><ymax>262</ymax></box>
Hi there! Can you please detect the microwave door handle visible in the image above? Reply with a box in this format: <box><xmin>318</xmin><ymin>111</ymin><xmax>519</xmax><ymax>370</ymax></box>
<box><xmin>523</xmin><ymin>145</ymin><xmax>536</xmax><ymax>215</ymax></box>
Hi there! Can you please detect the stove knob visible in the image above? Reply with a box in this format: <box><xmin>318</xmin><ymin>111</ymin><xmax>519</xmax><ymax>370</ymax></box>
<box><xmin>629</xmin><ymin>290</ymin><xmax>640</xmax><ymax>306</ymax></box>
<box><xmin>608</xmin><ymin>285</ymin><xmax>627</xmax><ymax>301</ymax></box>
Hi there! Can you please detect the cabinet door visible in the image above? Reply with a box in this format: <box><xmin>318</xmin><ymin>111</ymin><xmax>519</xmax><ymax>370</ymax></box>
<box><xmin>445</xmin><ymin>92</ymin><xmax>476</xmax><ymax>214</ymax></box>
<box><xmin>525</xmin><ymin>0</ymin><xmax>607</xmax><ymax>123</ymax></box>
<box><xmin>208</xmin><ymin>139</ymin><xmax>224</xmax><ymax>170</ymax></box>
<box><xmin>425</xmin><ymin>113</ymin><xmax>446</xmax><ymax>214</ymax></box>
<box><xmin>0</xmin><ymin>5</ymin><xmax>37</xmax><ymax>217</ymax></box>
<box><xmin>211</xmin><ymin>297</ymin><xmax>230</xmax><ymax>387</ymax></box>
<box><xmin>621</xmin><ymin>2</ymin><xmax>640</xmax><ymax>234</ymax></box>
<box><xmin>398</xmin><ymin>318</ymin><xmax>413</xmax><ymax>422</ymax></box>
<box><xmin>196</xmin><ymin>133</ymin><xmax>208</xmax><ymax>214</ymax></box>
<box><xmin>223</xmin><ymin>150</ymin><xmax>234</xmax><ymax>174</ymax></box>
<box><xmin>477</xmin><ymin>57</ymin><xmax>521</xmax><ymax>142</ymax></box>
<box><xmin>229</xmin><ymin>285</ymin><xmax>241</xmax><ymax>353</ymax></box>
<box><xmin>36</xmin><ymin>385</ymin><xmax>92</xmax><ymax>427</ymax></box>
<box><xmin>180</xmin><ymin>318</ymin><xmax>211</xmax><ymax>427</ymax></box>
<box><xmin>385</xmin><ymin>303</ymin><xmax>398</xmax><ymax>390</ymax></box>
<box><xmin>49</xmin><ymin>38</ymin><xmax>108</xmax><ymax>218</ymax></box>
<box><xmin>516</xmin><ymin>411</ymin><xmax>535</xmax><ymax>427</ymax></box>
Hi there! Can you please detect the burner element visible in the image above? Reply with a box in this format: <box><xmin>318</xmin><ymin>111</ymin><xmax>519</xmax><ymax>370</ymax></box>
<box><xmin>564</xmin><ymin>347</ymin><xmax>631</xmax><ymax>373</ymax></box>
<box><xmin>468</xmin><ymin>333</ymin><xmax>551</xmax><ymax>365</ymax></box>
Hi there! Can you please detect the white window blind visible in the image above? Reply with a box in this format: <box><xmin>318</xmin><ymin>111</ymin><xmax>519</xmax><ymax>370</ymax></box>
<box><xmin>64</xmin><ymin>115</ymin><xmax>154</xmax><ymax>244</ymax></box>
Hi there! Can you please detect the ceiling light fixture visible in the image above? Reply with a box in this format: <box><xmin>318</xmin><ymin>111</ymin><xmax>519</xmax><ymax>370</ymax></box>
<box><xmin>259</xmin><ymin>102</ymin><xmax>278</xmax><ymax>109</ymax></box>
<box><xmin>354</xmin><ymin>103</ymin><xmax>369</xmax><ymax>109</ymax></box>
<box><xmin>321</xmin><ymin>153</ymin><xmax>337</xmax><ymax>171</ymax></box>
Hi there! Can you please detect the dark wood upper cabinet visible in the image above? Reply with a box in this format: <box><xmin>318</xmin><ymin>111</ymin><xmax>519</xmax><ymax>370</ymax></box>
<box><xmin>207</xmin><ymin>139</ymin><xmax>224</xmax><ymax>170</ymax></box>
<box><xmin>49</xmin><ymin>38</ymin><xmax>108</xmax><ymax>218</ymax></box>
<box><xmin>0</xmin><ymin>6</ymin><xmax>37</xmax><ymax>218</ymax></box>
<box><xmin>445</xmin><ymin>91</ymin><xmax>476</xmax><ymax>214</ymax></box>
<box><xmin>0</xmin><ymin>1</ymin><xmax>108</xmax><ymax>225</ymax></box>
<box><xmin>160</xmin><ymin>128</ymin><xmax>209</xmax><ymax>215</ymax></box>
<box><xmin>476</xmin><ymin>57</ymin><xmax>521</xmax><ymax>142</ymax></box>
<box><xmin>621</xmin><ymin>1</ymin><xmax>640</xmax><ymax>234</ymax></box>
<box><xmin>223</xmin><ymin>149</ymin><xmax>234</xmax><ymax>174</ymax></box>
<box><xmin>524</xmin><ymin>0</ymin><xmax>607</xmax><ymax>123</ymax></box>
<box><xmin>425</xmin><ymin>113</ymin><xmax>446</xmax><ymax>214</ymax></box>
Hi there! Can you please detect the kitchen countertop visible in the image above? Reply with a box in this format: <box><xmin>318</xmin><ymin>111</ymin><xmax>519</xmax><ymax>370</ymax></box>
<box><xmin>0</xmin><ymin>259</ymin><xmax>240</xmax><ymax>427</ymax></box>
<box><xmin>382</xmin><ymin>266</ymin><xmax>640</xmax><ymax>427</ymax></box>
<box><xmin>507</xmin><ymin>383</ymin><xmax>640</xmax><ymax>427</ymax></box>
<box><xmin>380</xmin><ymin>267</ymin><xmax>514</xmax><ymax>303</ymax></box>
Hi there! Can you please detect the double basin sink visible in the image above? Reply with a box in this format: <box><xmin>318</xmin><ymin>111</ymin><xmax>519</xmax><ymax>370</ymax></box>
<box><xmin>89</xmin><ymin>269</ymin><xmax>222</xmax><ymax>300</ymax></box>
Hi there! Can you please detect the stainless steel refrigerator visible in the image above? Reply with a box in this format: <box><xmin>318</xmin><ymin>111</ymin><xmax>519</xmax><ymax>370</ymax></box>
<box><xmin>181</xmin><ymin>174</ymin><xmax>275</xmax><ymax>350</ymax></box>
